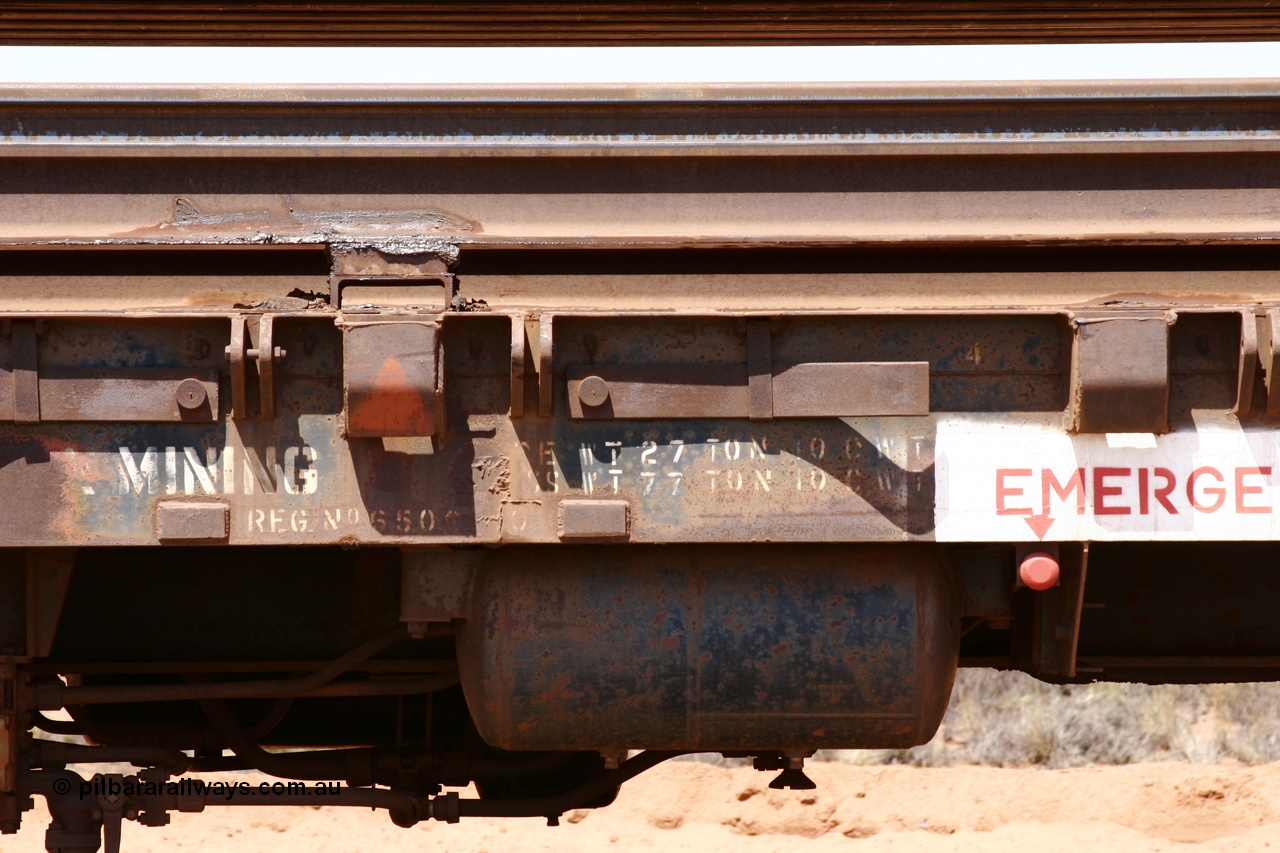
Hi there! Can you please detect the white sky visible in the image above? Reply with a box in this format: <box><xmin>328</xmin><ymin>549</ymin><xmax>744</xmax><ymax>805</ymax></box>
<box><xmin>1</xmin><ymin>43</ymin><xmax>1279</xmax><ymax>85</ymax></box>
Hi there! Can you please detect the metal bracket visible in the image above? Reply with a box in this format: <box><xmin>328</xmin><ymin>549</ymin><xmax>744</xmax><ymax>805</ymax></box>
<box><xmin>538</xmin><ymin>314</ymin><xmax>554</xmax><ymax>417</ymax></box>
<box><xmin>256</xmin><ymin>315</ymin><xmax>281</xmax><ymax>420</ymax></box>
<box><xmin>330</xmin><ymin>246</ymin><xmax>455</xmax><ymax>309</ymax></box>
<box><xmin>562</xmin><ymin>314</ymin><xmax>927</xmax><ymax>420</ymax></box>
<box><xmin>1071</xmin><ymin>313</ymin><xmax>1171</xmax><ymax>434</ymax></box>
<box><xmin>1</xmin><ymin>321</ymin><xmax>211</xmax><ymax>423</ymax></box>
<box><xmin>226</xmin><ymin>315</ymin><xmax>285</xmax><ymax>420</ymax></box>
<box><xmin>27</xmin><ymin>550</ymin><xmax>74</xmax><ymax>660</ymax></box>
<box><xmin>1015</xmin><ymin>542</ymin><xmax>1089</xmax><ymax>679</ymax></box>
<box><xmin>400</xmin><ymin>549</ymin><xmax>480</xmax><ymax>636</ymax></box>
<box><xmin>747</xmin><ymin>317</ymin><xmax>773</xmax><ymax>421</ymax></box>
<box><xmin>3</xmin><ymin>320</ymin><xmax>42</xmax><ymax>423</ymax></box>
<box><xmin>1263</xmin><ymin>308</ymin><xmax>1280</xmax><ymax>416</ymax></box>
<box><xmin>559</xmin><ymin>499</ymin><xmax>630</xmax><ymax>540</ymax></box>
<box><xmin>343</xmin><ymin>320</ymin><xmax>442</xmax><ymax>437</ymax></box>
<box><xmin>510</xmin><ymin>314</ymin><xmax>526</xmax><ymax>418</ymax></box>
<box><xmin>566</xmin><ymin>361</ymin><xmax>928</xmax><ymax>419</ymax></box>
<box><xmin>227</xmin><ymin>316</ymin><xmax>247</xmax><ymax>418</ymax></box>
<box><xmin>1238</xmin><ymin>309</ymin><xmax>1260</xmax><ymax>416</ymax></box>
<box><xmin>156</xmin><ymin>502</ymin><xmax>230</xmax><ymax>542</ymax></box>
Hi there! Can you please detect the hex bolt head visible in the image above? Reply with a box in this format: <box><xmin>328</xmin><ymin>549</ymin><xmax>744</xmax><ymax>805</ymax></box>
<box><xmin>578</xmin><ymin>375</ymin><xmax>610</xmax><ymax>408</ymax></box>
<box><xmin>175</xmin><ymin>378</ymin><xmax>208</xmax><ymax>411</ymax></box>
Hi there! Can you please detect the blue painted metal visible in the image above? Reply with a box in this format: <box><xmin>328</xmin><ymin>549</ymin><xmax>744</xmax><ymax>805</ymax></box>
<box><xmin>456</xmin><ymin>544</ymin><xmax>958</xmax><ymax>751</ymax></box>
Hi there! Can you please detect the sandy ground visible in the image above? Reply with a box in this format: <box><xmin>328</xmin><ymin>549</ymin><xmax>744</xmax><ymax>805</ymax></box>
<box><xmin>12</xmin><ymin>761</ymin><xmax>1280</xmax><ymax>852</ymax></box>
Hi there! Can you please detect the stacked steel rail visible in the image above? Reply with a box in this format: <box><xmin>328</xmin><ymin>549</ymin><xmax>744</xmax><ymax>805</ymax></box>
<box><xmin>0</xmin><ymin>1</ymin><xmax>1279</xmax><ymax>45</ymax></box>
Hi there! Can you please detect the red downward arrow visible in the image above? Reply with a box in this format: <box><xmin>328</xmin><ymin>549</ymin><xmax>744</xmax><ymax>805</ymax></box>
<box><xmin>1023</xmin><ymin>514</ymin><xmax>1055</xmax><ymax>540</ymax></box>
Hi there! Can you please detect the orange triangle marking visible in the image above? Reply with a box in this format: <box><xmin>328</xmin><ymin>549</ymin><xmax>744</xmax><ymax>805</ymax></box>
<box><xmin>349</xmin><ymin>356</ymin><xmax>433</xmax><ymax>434</ymax></box>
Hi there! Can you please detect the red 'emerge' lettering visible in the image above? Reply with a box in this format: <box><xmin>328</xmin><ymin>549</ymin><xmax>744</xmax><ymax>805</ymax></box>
<box><xmin>1236</xmin><ymin>467</ymin><xmax>1272</xmax><ymax>514</ymax></box>
<box><xmin>1152</xmin><ymin>467</ymin><xmax>1178</xmax><ymax>514</ymax></box>
<box><xmin>1186</xmin><ymin>467</ymin><xmax>1226</xmax><ymax>513</ymax></box>
<box><xmin>1042</xmin><ymin>468</ymin><xmax>1086</xmax><ymax>515</ymax></box>
<box><xmin>1134</xmin><ymin>467</ymin><xmax>1179</xmax><ymax>515</ymax></box>
<box><xmin>995</xmin><ymin>469</ymin><xmax>1032</xmax><ymax>515</ymax></box>
<box><xmin>1092</xmin><ymin>467</ymin><xmax>1130</xmax><ymax>515</ymax></box>
<box><xmin>994</xmin><ymin>466</ymin><xmax>1272</xmax><ymax>518</ymax></box>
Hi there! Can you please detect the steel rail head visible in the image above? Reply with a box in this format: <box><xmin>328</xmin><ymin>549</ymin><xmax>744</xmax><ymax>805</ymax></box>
<box><xmin>6</xmin><ymin>81</ymin><xmax>1280</xmax><ymax>163</ymax></box>
<box><xmin>5</xmin><ymin>2</ymin><xmax>1280</xmax><ymax>46</ymax></box>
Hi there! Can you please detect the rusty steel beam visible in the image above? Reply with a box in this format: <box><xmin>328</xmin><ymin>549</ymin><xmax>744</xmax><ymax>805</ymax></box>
<box><xmin>1</xmin><ymin>2</ymin><xmax>1280</xmax><ymax>45</ymax></box>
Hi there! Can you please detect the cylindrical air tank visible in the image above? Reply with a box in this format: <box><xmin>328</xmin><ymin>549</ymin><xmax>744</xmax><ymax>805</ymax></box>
<box><xmin>456</xmin><ymin>544</ymin><xmax>958</xmax><ymax>752</ymax></box>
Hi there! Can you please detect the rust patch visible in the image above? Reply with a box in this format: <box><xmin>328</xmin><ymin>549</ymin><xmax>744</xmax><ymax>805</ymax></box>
<box><xmin>154</xmin><ymin>196</ymin><xmax>480</xmax><ymax>242</ymax></box>
<box><xmin>473</xmin><ymin>455</ymin><xmax>512</xmax><ymax>498</ymax></box>
<box><xmin>348</xmin><ymin>358</ymin><xmax>434</xmax><ymax>434</ymax></box>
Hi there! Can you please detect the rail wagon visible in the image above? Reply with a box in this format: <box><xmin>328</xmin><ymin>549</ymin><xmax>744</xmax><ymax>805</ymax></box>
<box><xmin>4</xmin><ymin>73</ymin><xmax>1280</xmax><ymax>851</ymax></box>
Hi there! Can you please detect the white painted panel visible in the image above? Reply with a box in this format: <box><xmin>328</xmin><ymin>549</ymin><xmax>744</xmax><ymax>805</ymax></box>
<box><xmin>935</xmin><ymin>413</ymin><xmax>1280</xmax><ymax>542</ymax></box>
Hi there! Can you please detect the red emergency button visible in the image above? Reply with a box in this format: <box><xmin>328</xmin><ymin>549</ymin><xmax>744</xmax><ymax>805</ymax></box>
<box><xmin>1019</xmin><ymin>552</ymin><xmax>1060</xmax><ymax>591</ymax></box>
